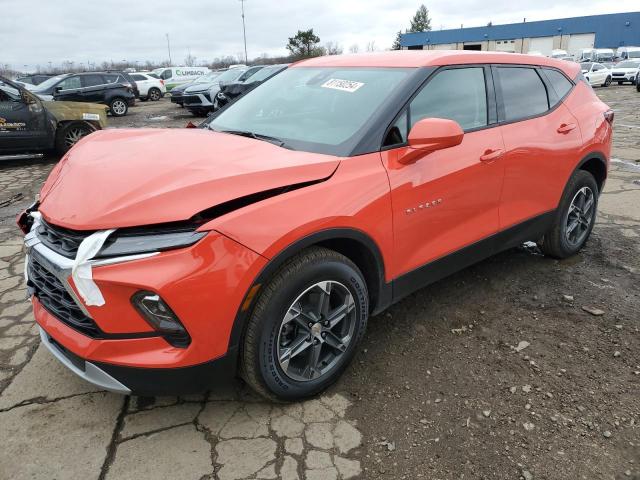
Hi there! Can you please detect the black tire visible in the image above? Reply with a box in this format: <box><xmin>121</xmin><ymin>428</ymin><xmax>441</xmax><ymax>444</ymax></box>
<box><xmin>603</xmin><ymin>76</ymin><xmax>611</xmax><ymax>87</ymax></box>
<box><xmin>139</xmin><ymin>97</ymin><xmax>148</xmax><ymax>102</ymax></box>
<box><xmin>54</xmin><ymin>122</ymin><xmax>95</xmax><ymax>155</ymax></box>
<box><xmin>240</xmin><ymin>247</ymin><xmax>369</xmax><ymax>402</ymax></box>
<box><xmin>538</xmin><ymin>170</ymin><xmax>599</xmax><ymax>259</ymax></box>
<box><xmin>109</xmin><ymin>97</ymin><xmax>128</xmax><ymax>117</ymax></box>
<box><xmin>617</xmin><ymin>81</ymin><xmax>623</xmax><ymax>85</ymax></box>
<box><xmin>148</xmin><ymin>87</ymin><xmax>162</xmax><ymax>101</ymax></box>
<box><xmin>636</xmin><ymin>80</ymin><xmax>640</xmax><ymax>92</ymax></box>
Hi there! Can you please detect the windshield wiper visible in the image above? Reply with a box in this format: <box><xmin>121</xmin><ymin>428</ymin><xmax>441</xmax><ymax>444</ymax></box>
<box><xmin>217</xmin><ymin>129</ymin><xmax>290</xmax><ymax>149</ymax></box>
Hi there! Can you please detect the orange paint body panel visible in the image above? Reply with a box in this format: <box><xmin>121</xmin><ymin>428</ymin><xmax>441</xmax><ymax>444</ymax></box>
<box><xmin>22</xmin><ymin>51</ymin><xmax>611</xmax><ymax>395</ymax></box>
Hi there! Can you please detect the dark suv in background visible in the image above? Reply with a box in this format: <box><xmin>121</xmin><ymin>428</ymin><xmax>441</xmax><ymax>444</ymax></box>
<box><xmin>30</xmin><ymin>72</ymin><xmax>137</xmax><ymax>116</ymax></box>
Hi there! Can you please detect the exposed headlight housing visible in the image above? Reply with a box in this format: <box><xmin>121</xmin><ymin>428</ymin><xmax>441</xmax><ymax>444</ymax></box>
<box><xmin>96</xmin><ymin>229</ymin><xmax>206</xmax><ymax>258</ymax></box>
<box><xmin>131</xmin><ymin>291</ymin><xmax>191</xmax><ymax>348</ymax></box>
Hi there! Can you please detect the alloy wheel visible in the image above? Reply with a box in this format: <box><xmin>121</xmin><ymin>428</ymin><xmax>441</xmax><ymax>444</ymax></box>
<box><xmin>565</xmin><ymin>186</ymin><xmax>595</xmax><ymax>247</ymax></box>
<box><xmin>64</xmin><ymin>126</ymin><xmax>89</xmax><ymax>148</ymax></box>
<box><xmin>111</xmin><ymin>100</ymin><xmax>127</xmax><ymax>115</ymax></box>
<box><xmin>277</xmin><ymin>281</ymin><xmax>356</xmax><ymax>382</ymax></box>
<box><xmin>150</xmin><ymin>89</ymin><xmax>160</xmax><ymax>101</ymax></box>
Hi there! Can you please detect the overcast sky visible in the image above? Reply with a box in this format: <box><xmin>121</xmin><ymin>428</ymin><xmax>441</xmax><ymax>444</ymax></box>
<box><xmin>3</xmin><ymin>1</ymin><xmax>638</xmax><ymax>70</ymax></box>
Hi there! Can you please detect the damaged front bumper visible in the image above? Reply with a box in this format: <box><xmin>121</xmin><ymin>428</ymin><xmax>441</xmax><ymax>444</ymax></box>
<box><xmin>21</xmin><ymin>211</ymin><xmax>268</xmax><ymax>395</ymax></box>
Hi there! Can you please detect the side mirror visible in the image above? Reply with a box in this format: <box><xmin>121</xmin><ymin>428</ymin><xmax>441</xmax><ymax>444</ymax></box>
<box><xmin>399</xmin><ymin>118</ymin><xmax>464</xmax><ymax>164</ymax></box>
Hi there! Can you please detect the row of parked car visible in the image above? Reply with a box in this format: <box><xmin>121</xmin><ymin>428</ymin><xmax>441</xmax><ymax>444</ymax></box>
<box><xmin>15</xmin><ymin>70</ymin><xmax>167</xmax><ymax>116</ymax></box>
<box><xmin>580</xmin><ymin>59</ymin><xmax>640</xmax><ymax>89</ymax></box>
<box><xmin>169</xmin><ymin>64</ymin><xmax>288</xmax><ymax>116</ymax></box>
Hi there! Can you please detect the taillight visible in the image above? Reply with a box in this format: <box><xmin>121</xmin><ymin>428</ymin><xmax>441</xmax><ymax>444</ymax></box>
<box><xmin>604</xmin><ymin>109</ymin><xmax>614</xmax><ymax>124</ymax></box>
<box><xmin>160</xmin><ymin>79</ymin><xmax>165</xmax><ymax>85</ymax></box>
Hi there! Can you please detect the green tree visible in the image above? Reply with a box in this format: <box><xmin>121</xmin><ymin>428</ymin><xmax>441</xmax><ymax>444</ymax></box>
<box><xmin>286</xmin><ymin>29</ymin><xmax>321</xmax><ymax>58</ymax></box>
<box><xmin>409</xmin><ymin>4</ymin><xmax>432</xmax><ymax>32</ymax></box>
<box><xmin>391</xmin><ymin>30</ymin><xmax>403</xmax><ymax>50</ymax></box>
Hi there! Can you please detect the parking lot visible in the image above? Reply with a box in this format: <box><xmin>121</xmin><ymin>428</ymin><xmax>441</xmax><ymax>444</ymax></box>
<box><xmin>0</xmin><ymin>84</ymin><xmax>639</xmax><ymax>480</ymax></box>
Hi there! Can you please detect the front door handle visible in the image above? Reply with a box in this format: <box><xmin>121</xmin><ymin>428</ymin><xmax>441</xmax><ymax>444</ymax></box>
<box><xmin>479</xmin><ymin>148</ymin><xmax>503</xmax><ymax>162</ymax></box>
<box><xmin>557</xmin><ymin>123</ymin><xmax>576</xmax><ymax>134</ymax></box>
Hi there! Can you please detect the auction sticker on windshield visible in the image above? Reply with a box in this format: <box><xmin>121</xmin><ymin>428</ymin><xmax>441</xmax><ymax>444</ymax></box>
<box><xmin>321</xmin><ymin>78</ymin><xmax>364</xmax><ymax>93</ymax></box>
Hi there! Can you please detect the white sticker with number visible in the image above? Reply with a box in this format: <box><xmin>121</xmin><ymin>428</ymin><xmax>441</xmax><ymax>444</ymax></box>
<box><xmin>321</xmin><ymin>78</ymin><xmax>364</xmax><ymax>93</ymax></box>
<box><xmin>82</xmin><ymin>113</ymin><xmax>100</xmax><ymax>120</ymax></box>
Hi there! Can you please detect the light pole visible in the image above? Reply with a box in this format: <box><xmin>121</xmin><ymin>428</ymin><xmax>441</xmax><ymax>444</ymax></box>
<box><xmin>166</xmin><ymin>33</ymin><xmax>172</xmax><ymax>65</ymax></box>
<box><xmin>239</xmin><ymin>0</ymin><xmax>248</xmax><ymax>63</ymax></box>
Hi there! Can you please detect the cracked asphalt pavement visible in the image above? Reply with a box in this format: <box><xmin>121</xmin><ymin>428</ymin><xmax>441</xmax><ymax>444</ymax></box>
<box><xmin>0</xmin><ymin>86</ymin><xmax>638</xmax><ymax>479</ymax></box>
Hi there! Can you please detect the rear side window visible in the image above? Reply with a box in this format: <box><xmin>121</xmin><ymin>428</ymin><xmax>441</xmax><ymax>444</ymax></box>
<box><xmin>82</xmin><ymin>74</ymin><xmax>105</xmax><ymax>87</ymax></box>
<box><xmin>496</xmin><ymin>67</ymin><xmax>548</xmax><ymax>122</ymax></box>
<box><xmin>104</xmin><ymin>74</ymin><xmax>125</xmax><ymax>84</ymax></box>
<box><xmin>410</xmin><ymin>67</ymin><xmax>488</xmax><ymax>130</ymax></box>
<box><xmin>131</xmin><ymin>74</ymin><xmax>146</xmax><ymax>81</ymax></box>
<box><xmin>541</xmin><ymin>68</ymin><xmax>573</xmax><ymax>103</ymax></box>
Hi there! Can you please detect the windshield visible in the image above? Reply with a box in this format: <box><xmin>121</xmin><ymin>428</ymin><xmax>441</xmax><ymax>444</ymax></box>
<box><xmin>596</xmin><ymin>54</ymin><xmax>613</xmax><ymax>62</ymax></box>
<box><xmin>580</xmin><ymin>62</ymin><xmax>593</xmax><ymax>71</ymax></box>
<box><xmin>209</xmin><ymin>67</ymin><xmax>413</xmax><ymax>154</ymax></box>
<box><xmin>216</xmin><ymin>68</ymin><xmax>248</xmax><ymax>83</ymax></box>
<box><xmin>617</xmin><ymin>61</ymin><xmax>640</xmax><ymax>68</ymax></box>
<box><xmin>247</xmin><ymin>66</ymin><xmax>285</xmax><ymax>83</ymax></box>
<box><xmin>193</xmin><ymin>71</ymin><xmax>223</xmax><ymax>84</ymax></box>
<box><xmin>32</xmin><ymin>74</ymin><xmax>66</xmax><ymax>91</ymax></box>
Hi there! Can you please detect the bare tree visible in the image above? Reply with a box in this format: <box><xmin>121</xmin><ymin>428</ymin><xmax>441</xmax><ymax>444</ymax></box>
<box><xmin>184</xmin><ymin>52</ymin><xmax>197</xmax><ymax>67</ymax></box>
<box><xmin>366</xmin><ymin>40</ymin><xmax>377</xmax><ymax>52</ymax></box>
<box><xmin>349</xmin><ymin>44</ymin><xmax>359</xmax><ymax>54</ymax></box>
<box><xmin>324</xmin><ymin>41</ymin><xmax>343</xmax><ymax>55</ymax></box>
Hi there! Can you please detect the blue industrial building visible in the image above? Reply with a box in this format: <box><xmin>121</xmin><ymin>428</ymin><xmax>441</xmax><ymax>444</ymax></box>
<box><xmin>400</xmin><ymin>12</ymin><xmax>640</xmax><ymax>56</ymax></box>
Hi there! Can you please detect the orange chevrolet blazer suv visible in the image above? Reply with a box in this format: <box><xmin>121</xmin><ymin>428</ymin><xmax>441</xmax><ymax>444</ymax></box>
<box><xmin>18</xmin><ymin>51</ymin><xmax>612</xmax><ymax>401</ymax></box>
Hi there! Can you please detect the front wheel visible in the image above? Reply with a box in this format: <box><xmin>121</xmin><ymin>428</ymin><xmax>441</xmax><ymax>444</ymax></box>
<box><xmin>55</xmin><ymin>122</ymin><xmax>95</xmax><ymax>154</ymax></box>
<box><xmin>240</xmin><ymin>247</ymin><xmax>369</xmax><ymax>401</ymax></box>
<box><xmin>603</xmin><ymin>76</ymin><xmax>611</xmax><ymax>87</ymax></box>
<box><xmin>538</xmin><ymin>170</ymin><xmax>599</xmax><ymax>259</ymax></box>
<box><xmin>109</xmin><ymin>97</ymin><xmax>128</xmax><ymax>117</ymax></box>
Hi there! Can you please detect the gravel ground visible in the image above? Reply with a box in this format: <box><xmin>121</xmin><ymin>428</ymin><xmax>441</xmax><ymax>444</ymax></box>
<box><xmin>0</xmin><ymin>86</ymin><xmax>638</xmax><ymax>480</ymax></box>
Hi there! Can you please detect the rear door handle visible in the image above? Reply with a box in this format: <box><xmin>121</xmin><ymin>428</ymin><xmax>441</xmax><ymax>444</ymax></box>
<box><xmin>479</xmin><ymin>148</ymin><xmax>504</xmax><ymax>162</ymax></box>
<box><xmin>557</xmin><ymin>123</ymin><xmax>576</xmax><ymax>134</ymax></box>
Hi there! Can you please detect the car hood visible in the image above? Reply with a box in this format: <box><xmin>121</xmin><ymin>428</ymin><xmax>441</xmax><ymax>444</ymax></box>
<box><xmin>612</xmin><ymin>67</ymin><xmax>638</xmax><ymax>72</ymax></box>
<box><xmin>38</xmin><ymin>128</ymin><xmax>340</xmax><ymax>230</ymax></box>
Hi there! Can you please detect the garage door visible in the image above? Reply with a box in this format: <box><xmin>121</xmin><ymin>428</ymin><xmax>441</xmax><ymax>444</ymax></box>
<box><xmin>567</xmin><ymin>33</ymin><xmax>595</xmax><ymax>56</ymax></box>
<box><xmin>432</xmin><ymin>43</ymin><xmax>455</xmax><ymax>50</ymax></box>
<box><xmin>528</xmin><ymin>37</ymin><xmax>554</xmax><ymax>56</ymax></box>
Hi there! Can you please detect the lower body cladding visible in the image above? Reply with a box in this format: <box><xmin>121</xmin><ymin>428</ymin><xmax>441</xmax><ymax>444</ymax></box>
<box><xmin>27</xmin><ymin>229</ymin><xmax>267</xmax><ymax>396</ymax></box>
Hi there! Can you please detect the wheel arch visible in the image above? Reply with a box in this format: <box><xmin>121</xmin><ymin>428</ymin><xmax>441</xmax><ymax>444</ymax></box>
<box><xmin>576</xmin><ymin>152</ymin><xmax>607</xmax><ymax>194</ymax></box>
<box><xmin>227</xmin><ymin>228</ymin><xmax>391</xmax><ymax>354</ymax></box>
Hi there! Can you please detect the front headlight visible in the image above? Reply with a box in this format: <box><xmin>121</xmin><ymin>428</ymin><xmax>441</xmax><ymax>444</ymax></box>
<box><xmin>96</xmin><ymin>229</ymin><xmax>207</xmax><ymax>258</ymax></box>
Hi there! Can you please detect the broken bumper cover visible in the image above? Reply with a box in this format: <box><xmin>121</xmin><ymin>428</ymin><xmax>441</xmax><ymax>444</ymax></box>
<box><xmin>24</xmin><ymin>219</ymin><xmax>268</xmax><ymax>394</ymax></box>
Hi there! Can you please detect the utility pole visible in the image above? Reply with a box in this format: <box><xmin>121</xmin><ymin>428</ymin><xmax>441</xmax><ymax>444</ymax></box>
<box><xmin>239</xmin><ymin>0</ymin><xmax>248</xmax><ymax>64</ymax></box>
<box><xmin>166</xmin><ymin>33</ymin><xmax>172</xmax><ymax>65</ymax></box>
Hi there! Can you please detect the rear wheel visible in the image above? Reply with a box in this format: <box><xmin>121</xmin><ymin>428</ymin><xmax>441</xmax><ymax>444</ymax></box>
<box><xmin>148</xmin><ymin>87</ymin><xmax>162</xmax><ymax>101</ymax></box>
<box><xmin>55</xmin><ymin>122</ymin><xmax>95</xmax><ymax>154</ymax></box>
<box><xmin>109</xmin><ymin>97</ymin><xmax>128</xmax><ymax>117</ymax></box>
<box><xmin>538</xmin><ymin>170</ymin><xmax>599</xmax><ymax>259</ymax></box>
<box><xmin>240</xmin><ymin>247</ymin><xmax>369</xmax><ymax>401</ymax></box>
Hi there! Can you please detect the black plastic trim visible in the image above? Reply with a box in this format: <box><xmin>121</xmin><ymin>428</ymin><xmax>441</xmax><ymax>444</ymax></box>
<box><xmin>392</xmin><ymin>210</ymin><xmax>556</xmax><ymax>303</ymax></box>
<box><xmin>94</xmin><ymin>350</ymin><xmax>237</xmax><ymax>396</ymax></box>
<box><xmin>227</xmin><ymin>228</ymin><xmax>390</xmax><ymax>353</ymax></box>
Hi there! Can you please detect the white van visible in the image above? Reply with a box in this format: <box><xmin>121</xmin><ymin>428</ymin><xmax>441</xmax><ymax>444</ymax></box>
<box><xmin>550</xmin><ymin>49</ymin><xmax>568</xmax><ymax>59</ymax></box>
<box><xmin>594</xmin><ymin>49</ymin><xmax>615</xmax><ymax>63</ymax></box>
<box><xmin>616</xmin><ymin>46</ymin><xmax>640</xmax><ymax>60</ymax></box>
<box><xmin>152</xmin><ymin>67</ymin><xmax>210</xmax><ymax>91</ymax></box>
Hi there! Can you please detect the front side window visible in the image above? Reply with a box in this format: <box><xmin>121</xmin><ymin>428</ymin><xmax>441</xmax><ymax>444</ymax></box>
<box><xmin>160</xmin><ymin>69</ymin><xmax>172</xmax><ymax>80</ymax></box>
<box><xmin>209</xmin><ymin>67</ymin><xmax>413</xmax><ymax>154</ymax></box>
<box><xmin>496</xmin><ymin>67</ymin><xmax>548</xmax><ymax>122</ymax></box>
<box><xmin>104</xmin><ymin>74</ymin><xmax>125</xmax><ymax>84</ymax></box>
<box><xmin>409</xmin><ymin>67</ymin><xmax>488</xmax><ymax>130</ymax></box>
